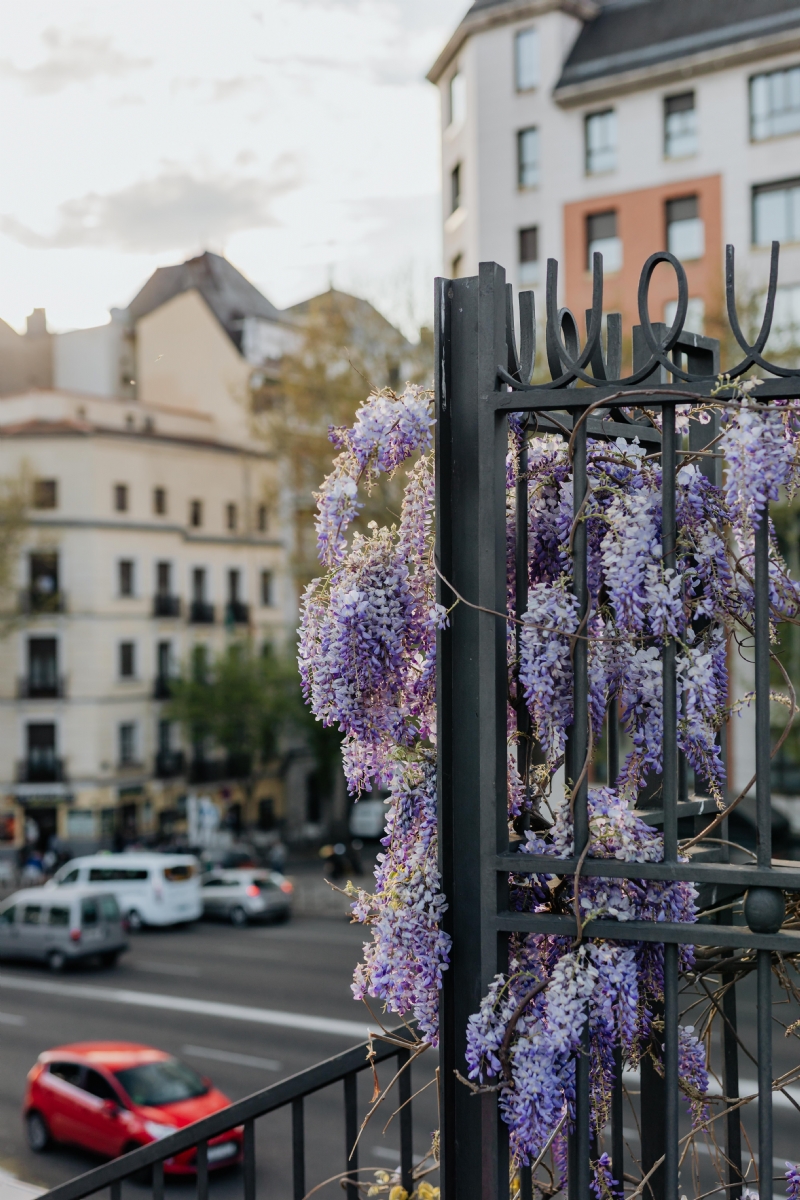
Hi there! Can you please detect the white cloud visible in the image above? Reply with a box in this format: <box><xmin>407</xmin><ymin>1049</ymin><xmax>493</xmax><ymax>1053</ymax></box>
<box><xmin>0</xmin><ymin>160</ymin><xmax>301</xmax><ymax>253</ymax></box>
<box><xmin>0</xmin><ymin>26</ymin><xmax>151</xmax><ymax>94</ymax></box>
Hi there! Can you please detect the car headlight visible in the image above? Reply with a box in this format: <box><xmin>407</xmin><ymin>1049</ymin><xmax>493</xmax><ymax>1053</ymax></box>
<box><xmin>143</xmin><ymin>1120</ymin><xmax>176</xmax><ymax>1140</ymax></box>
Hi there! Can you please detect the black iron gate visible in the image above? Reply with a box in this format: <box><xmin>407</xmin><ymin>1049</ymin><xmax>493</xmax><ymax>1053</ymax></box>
<box><xmin>435</xmin><ymin>248</ymin><xmax>800</xmax><ymax>1200</ymax></box>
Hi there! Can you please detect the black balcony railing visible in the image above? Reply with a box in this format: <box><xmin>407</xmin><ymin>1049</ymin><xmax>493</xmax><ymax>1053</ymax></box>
<box><xmin>153</xmin><ymin>675</ymin><xmax>172</xmax><ymax>700</ymax></box>
<box><xmin>189</xmin><ymin>600</ymin><xmax>215</xmax><ymax>624</ymax></box>
<box><xmin>155</xmin><ymin>749</ymin><xmax>185</xmax><ymax>779</ymax></box>
<box><xmin>188</xmin><ymin>758</ymin><xmax>228</xmax><ymax>783</ymax></box>
<box><xmin>17</xmin><ymin>757</ymin><xmax>64</xmax><ymax>784</ymax></box>
<box><xmin>152</xmin><ymin>594</ymin><xmax>181</xmax><ymax>618</ymax></box>
<box><xmin>18</xmin><ymin>676</ymin><xmax>65</xmax><ymax>699</ymax></box>
<box><xmin>35</xmin><ymin>1029</ymin><xmax>417</xmax><ymax>1200</ymax></box>
<box><xmin>21</xmin><ymin>589</ymin><xmax>66</xmax><ymax>615</ymax></box>
<box><xmin>225</xmin><ymin>600</ymin><xmax>250</xmax><ymax>625</ymax></box>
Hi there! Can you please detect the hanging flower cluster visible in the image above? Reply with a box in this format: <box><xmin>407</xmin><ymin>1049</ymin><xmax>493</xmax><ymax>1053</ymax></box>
<box><xmin>298</xmin><ymin>381</ymin><xmax>800</xmax><ymax>1173</ymax></box>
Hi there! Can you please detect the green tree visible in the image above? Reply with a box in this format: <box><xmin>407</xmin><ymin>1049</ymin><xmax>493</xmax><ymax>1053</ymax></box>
<box><xmin>167</xmin><ymin>641</ymin><xmax>312</xmax><ymax>804</ymax></box>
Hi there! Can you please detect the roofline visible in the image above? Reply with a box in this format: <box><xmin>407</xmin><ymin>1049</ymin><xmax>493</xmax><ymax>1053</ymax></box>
<box><xmin>555</xmin><ymin>10</ymin><xmax>800</xmax><ymax>105</ymax></box>
<box><xmin>0</xmin><ymin>421</ymin><xmax>273</xmax><ymax>459</ymax></box>
<box><xmin>426</xmin><ymin>0</ymin><xmax>598</xmax><ymax>84</ymax></box>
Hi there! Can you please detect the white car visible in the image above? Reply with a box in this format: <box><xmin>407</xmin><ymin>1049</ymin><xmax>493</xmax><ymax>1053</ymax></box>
<box><xmin>47</xmin><ymin>853</ymin><xmax>201</xmax><ymax>929</ymax></box>
<box><xmin>201</xmin><ymin>870</ymin><xmax>293</xmax><ymax>926</ymax></box>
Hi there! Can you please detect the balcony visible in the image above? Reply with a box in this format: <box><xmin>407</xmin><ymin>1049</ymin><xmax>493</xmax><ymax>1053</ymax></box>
<box><xmin>17</xmin><ymin>757</ymin><xmax>65</xmax><ymax>784</ymax></box>
<box><xmin>18</xmin><ymin>676</ymin><xmax>66</xmax><ymax>700</ymax></box>
<box><xmin>21</xmin><ymin>589</ymin><xmax>66</xmax><ymax>615</ymax></box>
<box><xmin>188</xmin><ymin>758</ymin><xmax>228</xmax><ymax>783</ymax></box>
<box><xmin>155</xmin><ymin>749</ymin><xmax>185</xmax><ymax>779</ymax></box>
<box><xmin>153</xmin><ymin>675</ymin><xmax>172</xmax><ymax>700</ymax></box>
<box><xmin>225</xmin><ymin>600</ymin><xmax>250</xmax><ymax>625</ymax></box>
<box><xmin>152</xmin><ymin>594</ymin><xmax>181</xmax><ymax>618</ymax></box>
<box><xmin>189</xmin><ymin>601</ymin><xmax>215</xmax><ymax>624</ymax></box>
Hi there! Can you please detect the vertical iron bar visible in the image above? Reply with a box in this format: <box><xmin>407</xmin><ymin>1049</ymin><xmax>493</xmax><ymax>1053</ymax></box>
<box><xmin>516</xmin><ymin>430</ymin><xmax>531</xmax><ymax>803</ymax></box>
<box><xmin>721</xmin><ymin>968</ymin><xmax>743</xmax><ymax>1200</ymax></box>
<box><xmin>344</xmin><ymin>1072</ymin><xmax>359</xmax><ymax>1200</ymax></box>
<box><xmin>196</xmin><ymin>1140</ymin><xmax>208</xmax><ymax>1200</ymax></box>
<box><xmin>243</xmin><ymin>1119</ymin><xmax>256</xmax><ymax>1200</ymax></box>
<box><xmin>292</xmin><ymin>1097</ymin><xmax>306</xmax><ymax>1200</ymax></box>
<box><xmin>110</xmin><ymin>1182</ymin><xmax>121</xmax><ymax>1200</ymax></box>
<box><xmin>607</xmin><ymin>703</ymin><xmax>623</xmax><ymax>1198</ymax></box>
<box><xmin>661</xmin><ymin>403</ymin><xmax>678</xmax><ymax>864</ymax></box>
<box><xmin>754</xmin><ymin>507</ymin><xmax>772</xmax><ymax>869</ymax></box>
<box><xmin>757</xmin><ymin>950</ymin><xmax>772</xmax><ymax>1199</ymax></box>
<box><xmin>663</xmin><ymin>943</ymin><xmax>679</xmax><ymax>1200</ymax></box>
<box><xmin>567</xmin><ymin>405</ymin><xmax>590</xmax><ymax>1200</ymax></box>
<box><xmin>435</xmin><ymin>265</ymin><xmax>509</xmax><ymax>1200</ymax></box>
<box><xmin>398</xmin><ymin>1049</ymin><xmax>414</xmax><ymax>1195</ymax></box>
<box><xmin>152</xmin><ymin>1160</ymin><xmax>163</xmax><ymax>1200</ymax></box>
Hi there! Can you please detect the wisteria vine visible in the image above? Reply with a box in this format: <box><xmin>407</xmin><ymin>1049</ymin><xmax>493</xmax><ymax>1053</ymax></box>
<box><xmin>298</xmin><ymin>380</ymin><xmax>800</xmax><ymax>1192</ymax></box>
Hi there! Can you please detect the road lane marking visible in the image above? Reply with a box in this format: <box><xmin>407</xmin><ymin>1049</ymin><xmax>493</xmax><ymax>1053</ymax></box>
<box><xmin>134</xmin><ymin>961</ymin><xmax>201</xmax><ymax>977</ymax></box>
<box><xmin>624</xmin><ymin>1070</ymin><xmax>800</xmax><ymax>1110</ymax></box>
<box><xmin>0</xmin><ymin>1011</ymin><xmax>25</xmax><ymax>1025</ymax></box>
<box><xmin>182</xmin><ymin>1045</ymin><xmax>282</xmax><ymax>1071</ymax></box>
<box><xmin>0</xmin><ymin>973</ymin><xmax>375</xmax><ymax>1040</ymax></box>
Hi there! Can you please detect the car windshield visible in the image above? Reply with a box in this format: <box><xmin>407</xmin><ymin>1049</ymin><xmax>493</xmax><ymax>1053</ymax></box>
<box><xmin>113</xmin><ymin>1059</ymin><xmax>208</xmax><ymax>1106</ymax></box>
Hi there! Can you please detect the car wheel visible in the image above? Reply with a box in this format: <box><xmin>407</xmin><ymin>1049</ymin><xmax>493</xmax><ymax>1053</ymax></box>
<box><xmin>47</xmin><ymin>949</ymin><xmax>66</xmax><ymax>973</ymax></box>
<box><xmin>26</xmin><ymin>1111</ymin><xmax>50</xmax><ymax>1153</ymax></box>
<box><xmin>127</xmin><ymin>909</ymin><xmax>143</xmax><ymax>931</ymax></box>
<box><xmin>100</xmin><ymin>950</ymin><xmax>120</xmax><ymax>968</ymax></box>
<box><xmin>230</xmin><ymin>906</ymin><xmax>248</xmax><ymax>927</ymax></box>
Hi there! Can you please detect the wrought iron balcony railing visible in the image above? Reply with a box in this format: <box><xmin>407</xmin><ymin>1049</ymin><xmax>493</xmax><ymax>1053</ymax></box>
<box><xmin>16</xmin><ymin>757</ymin><xmax>65</xmax><ymax>784</ymax></box>
<box><xmin>17</xmin><ymin>676</ymin><xmax>66</xmax><ymax>699</ymax></box>
<box><xmin>189</xmin><ymin>601</ymin><xmax>215</xmax><ymax>624</ymax></box>
<box><xmin>152</xmin><ymin>594</ymin><xmax>181</xmax><ymax>618</ymax></box>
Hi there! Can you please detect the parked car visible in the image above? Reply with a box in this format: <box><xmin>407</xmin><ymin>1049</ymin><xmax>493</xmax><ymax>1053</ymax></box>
<box><xmin>201</xmin><ymin>869</ymin><xmax>292</xmax><ymax>926</ymax></box>
<box><xmin>0</xmin><ymin>887</ymin><xmax>127</xmax><ymax>972</ymax></box>
<box><xmin>23</xmin><ymin>1041</ymin><xmax>243</xmax><ymax>1174</ymax></box>
<box><xmin>47</xmin><ymin>853</ymin><xmax>201</xmax><ymax>929</ymax></box>
<box><xmin>349</xmin><ymin>798</ymin><xmax>390</xmax><ymax>839</ymax></box>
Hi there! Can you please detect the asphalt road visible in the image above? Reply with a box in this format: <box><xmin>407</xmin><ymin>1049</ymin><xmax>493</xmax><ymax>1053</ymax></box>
<box><xmin>0</xmin><ymin>914</ymin><xmax>439</xmax><ymax>1200</ymax></box>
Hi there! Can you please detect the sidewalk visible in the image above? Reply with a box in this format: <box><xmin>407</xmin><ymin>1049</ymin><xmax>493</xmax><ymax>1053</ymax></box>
<box><xmin>0</xmin><ymin>1169</ymin><xmax>44</xmax><ymax>1200</ymax></box>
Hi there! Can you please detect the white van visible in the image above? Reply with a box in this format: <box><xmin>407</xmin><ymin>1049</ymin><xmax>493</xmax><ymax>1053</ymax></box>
<box><xmin>47</xmin><ymin>854</ymin><xmax>201</xmax><ymax>929</ymax></box>
<box><xmin>0</xmin><ymin>886</ymin><xmax>127</xmax><ymax>971</ymax></box>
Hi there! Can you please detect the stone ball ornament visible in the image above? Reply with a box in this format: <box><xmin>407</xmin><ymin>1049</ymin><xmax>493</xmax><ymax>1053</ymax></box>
<box><xmin>744</xmin><ymin>886</ymin><xmax>786</xmax><ymax>934</ymax></box>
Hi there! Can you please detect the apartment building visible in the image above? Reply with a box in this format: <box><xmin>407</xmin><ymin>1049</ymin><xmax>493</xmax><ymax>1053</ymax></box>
<box><xmin>428</xmin><ymin>0</ymin><xmax>800</xmax><ymax>342</ymax></box>
<box><xmin>0</xmin><ymin>255</ymin><xmax>297</xmax><ymax>855</ymax></box>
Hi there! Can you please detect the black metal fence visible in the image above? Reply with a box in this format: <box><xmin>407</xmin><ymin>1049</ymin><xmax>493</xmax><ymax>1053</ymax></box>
<box><xmin>434</xmin><ymin>248</ymin><xmax>800</xmax><ymax>1200</ymax></box>
<box><xmin>35</xmin><ymin>1030</ymin><xmax>416</xmax><ymax>1200</ymax></box>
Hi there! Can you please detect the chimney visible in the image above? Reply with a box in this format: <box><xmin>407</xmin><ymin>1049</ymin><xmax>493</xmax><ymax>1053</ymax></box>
<box><xmin>26</xmin><ymin>308</ymin><xmax>47</xmax><ymax>337</ymax></box>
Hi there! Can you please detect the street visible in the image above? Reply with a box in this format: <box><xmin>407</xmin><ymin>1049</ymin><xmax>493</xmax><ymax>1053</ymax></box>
<box><xmin>0</xmin><ymin>913</ymin><xmax>440</xmax><ymax>1199</ymax></box>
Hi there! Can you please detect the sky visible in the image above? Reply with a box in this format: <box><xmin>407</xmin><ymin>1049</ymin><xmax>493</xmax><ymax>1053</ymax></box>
<box><xmin>0</xmin><ymin>0</ymin><xmax>466</xmax><ymax>338</ymax></box>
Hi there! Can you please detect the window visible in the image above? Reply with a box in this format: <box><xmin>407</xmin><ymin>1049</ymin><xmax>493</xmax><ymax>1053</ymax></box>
<box><xmin>666</xmin><ymin>196</ymin><xmax>704</xmax><ymax>261</ymax></box>
<box><xmin>261</xmin><ymin>570</ymin><xmax>274</xmax><ymax>607</ymax></box>
<box><xmin>451</xmin><ymin>163</ymin><xmax>461</xmax><ymax>214</ymax></box>
<box><xmin>257</xmin><ymin>504</ymin><xmax>268</xmax><ymax>533</ymax></box>
<box><xmin>81</xmin><ymin>897</ymin><xmax>99</xmax><ymax>926</ymax></box>
<box><xmin>585</xmin><ymin>110</ymin><xmax>616</xmax><ymax>174</ymax></box>
<box><xmin>0</xmin><ymin>905</ymin><xmax>14</xmax><ymax>924</ymax></box>
<box><xmin>83</xmin><ymin>1070</ymin><xmax>119</xmax><ymax>1102</ymax></box>
<box><xmin>519</xmin><ymin>227</ymin><xmax>539</xmax><ymax>285</ymax></box>
<box><xmin>49</xmin><ymin>1063</ymin><xmax>83</xmax><ymax>1087</ymax></box>
<box><xmin>28</xmin><ymin>637</ymin><xmax>57</xmax><ymax>694</ymax></box>
<box><xmin>27</xmin><ymin>723</ymin><xmax>56</xmax><ymax>775</ymax></box>
<box><xmin>23</xmin><ymin>905</ymin><xmax>42</xmax><ymax>925</ymax></box>
<box><xmin>751</xmin><ymin>66</ymin><xmax>800</xmax><ymax>141</ymax></box>
<box><xmin>753</xmin><ymin>179</ymin><xmax>800</xmax><ymax>245</ymax></box>
<box><xmin>451</xmin><ymin>254</ymin><xmax>463</xmax><ymax>279</ymax></box>
<box><xmin>189</xmin><ymin>499</ymin><xmax>203</xmax><ymax>528</ymax></box>
<box><xmin>153</xmin><ymin>487</ymin><xmax>167</xmax><ymax>515</ymax></box>
<box><xmin>192</xmin><ymin>567</ymin><xmax>206</xmax><ymax>602</ymax></box>
<box><xmin>664</xmin><ymin>92</ymin><xmax>696</xmax><ymax>158</ymax></box>
<box><xmin>156</xmin><ymin>561</ymin><xmax>171</xmax><ymax>595</ymax></box>
<box><xmin>118</xmin><ymin>560</ymin><xmax>134</xmax><ymax>597</ymax></box>
<box><xmin>33</xmin><ymin>479</ymin><xmax>57</xmax><ymax>509</ymax></box>
<box><xmin>770</xmin><ymin>283</ymin><xmax>800</xmax><ymax>351</ymax></box>
<box><xmin>586</xmin><ymin>211</ymin><xmax>622</xmax><ymax>273</ymax></box>
<box><xmin>514</xmin><ymin>27</ymin><xmax>539</xmax><ymax>91</ymax></box>
<box><xmin>118</xmin><ymin>723</ymin><xmax>137</xmax><ymax>765</ymax></box>
<box><xmin>226</xmin><ymin>502</ymin><xmax>237</xmax><ymax>531</ymax></box>
<box><xmin>29</xmin><ymin>552</ymin><xmax>58</xmax><ymax>605</ymax></box>
<box><xmin>114</xmin><ymin>484</ymin><xmax>128</xmax><ymax>513</ymax></box>
<box><xmin>164</xmin><ymin>864</ymin><xmax>194</xmax><ymax>882</ymax></box>
<box><xmin>448</xmin><ymin>70</ymin><xmax>466</xmax><ymax>126</ymax></box>
<box><xmin>119</xmin><ymin>642</ymin><xmax>136</xmax><ymax>678</ymax></box>
<box><xmin>113</xmin><ymin>1060</ymin><xmax>207</xmax><ymax>1107</ymax></box>
<box><xmin>228</xmin><ymin>568</ymin><xmax>241</xmax><ymax>602</ymax></box>
<box><xmin>48</xmin><ymin>907</ymin><xmax>69</xmax><ymax>927</ymax></box>
<box><xmin>517</xmin><ymin>127</ymin><xmax>539</xmax><ymax>188</ymax></box>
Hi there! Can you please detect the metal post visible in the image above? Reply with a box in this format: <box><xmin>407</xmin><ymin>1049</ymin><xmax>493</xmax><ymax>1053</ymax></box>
<box><xmin>721</xmin><ymin>972</ymin><xmax>743</xmax><ymax>1200</ymax></box>
<box><xmin>398</xmin><ymin>1049</ymin><xmax>414</xmax><ymax>1195</ymax></box>
<box><xmin>292</xmin><ymin>1098</ymin><xmax>306</xmax><ymax>1200</ymax></box>
<box><xmin>344</xmin><ymin>1073</ymin><xmax>359</xmax><ymax>1200</ymax></box>
<box><xmin>436</xmin><ymin>263</ymin><xmax>509</xmax><ymax>1200</ymax></box>
<box><xmin>243</xmin><ymin>1120</ymin><xmax>256</xmax><ymax>1200</ymax></box>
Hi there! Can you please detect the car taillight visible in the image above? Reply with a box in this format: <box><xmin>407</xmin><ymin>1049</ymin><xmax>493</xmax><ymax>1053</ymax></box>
<box><xmin>70</xmin><ymin>929</ymin><xmax>81</xmax><ymax>942</ymax></box>
<box><xmin>279</xmin><ymin>881</ymin><xmax>293</xmax><ymax>895</ymax></box>
<box><xmin>246</xmin><ymin>884</ymin><xmax>260</xmax><ymax>897</ymax></box>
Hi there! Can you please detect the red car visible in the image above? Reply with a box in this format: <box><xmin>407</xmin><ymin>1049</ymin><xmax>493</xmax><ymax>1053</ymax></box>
<box><xmin>23</xmin><ymin>1042</ymin><xmax>243</xmax><ymax>1174</ymax></box>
